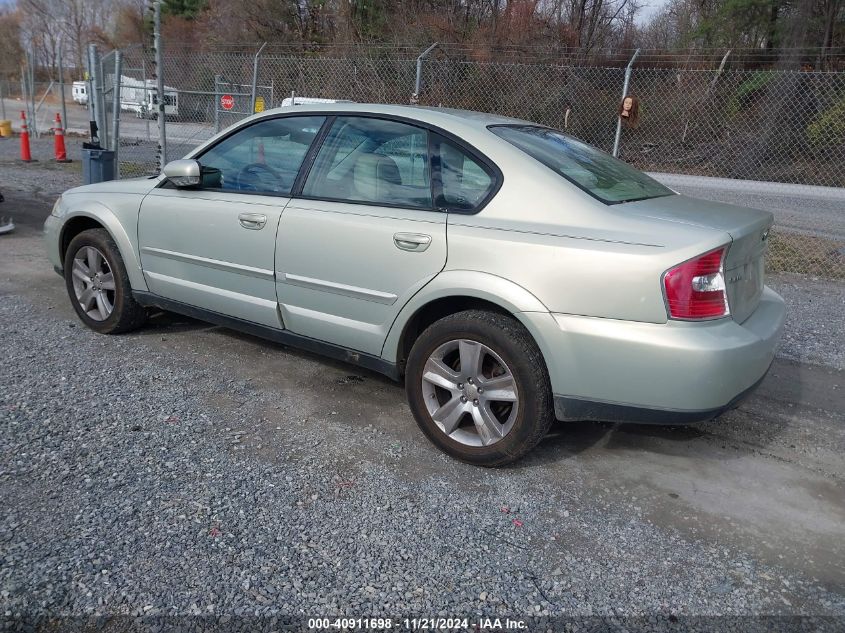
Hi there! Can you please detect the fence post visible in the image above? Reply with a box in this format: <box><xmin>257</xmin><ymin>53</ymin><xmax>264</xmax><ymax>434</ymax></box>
<box><xmin>58</xmin><ymin>47</ymin><xmax>68</xmax><ymax>136</ymax></box>
<box><xmin>153</xmin><ymin>0</ymin><xmax>167</xmax><ymax>169</ymax></box>
<box><xmin>20</xmin><ymin>68</ymin><xmax>27</xmax><ymax>121</ymax></box>
<box><xmin>86</xmin><ymin>45</ymin><xmax>99</xmax><ymax>145</ymax></box>
<box><xmin>0</xmin><ymin>79</ymin><xmax>6</xmax><ymax>121</ymax></box>
<box><xmin>682</xmin><ymin>49</ymin><xmax>731</xmax><ymax>143</ymax></box>
<box><xmin>612</xmin><ymin>48</ymin><xmax>640</xmax><ymax>158</ymax></box>
<box><xmin>26</xmin><ymin>49</ymin><xmax>38</xmax><ymax>138</ymax></box>
<box><xmin>251</xmin><ymin>42</ymin><xmax>267</xmax><ymax>114</ymax></box>
<box><xmin>214</xmin><ymin>74</ymin><xmax>220</xmax><ymax>133</ymax></box>
<box><xmin>88</xmin><ymin>44</ymin><xmax>108</xmax><ymax>148</ymax></box>
<box><xmin>413</xmin><ymin>42</ymin><xmax>439</xmax><ymax>104</ymax></box>
<box><xmin>34</xmin><ymin>81</ymin><xmax>54</xmax><ymax>137</ymax></box>
<box><xmin>96</xmin><ymin>50</ymin><xmax>109</xmax><ymax>149</ymax></box>
<box><xmin>141</xmin><ymin>55</ymin><xmax>150</xmax><ymax>141</ymax></box>
<box><xmin>111</xmin><ymin>50</ymin><xmax>122</xmax><ymax>178</ymax></box>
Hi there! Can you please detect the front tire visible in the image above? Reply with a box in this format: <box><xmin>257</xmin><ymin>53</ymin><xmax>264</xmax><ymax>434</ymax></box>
<box><xmin>405</xmin><ymin>310</ymin><xmax>554</xmax><ymax>466</ymax></box>
<box><xmin>63</xmin><ymin>228</ymin><xmax>146</xmax><ymax>334</ymax></box>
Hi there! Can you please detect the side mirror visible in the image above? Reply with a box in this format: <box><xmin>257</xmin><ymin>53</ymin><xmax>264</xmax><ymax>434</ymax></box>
<box><xmin>163</xmin><ymin>159</ymin><xmax>201</xmax><ymax>188</ymax></box>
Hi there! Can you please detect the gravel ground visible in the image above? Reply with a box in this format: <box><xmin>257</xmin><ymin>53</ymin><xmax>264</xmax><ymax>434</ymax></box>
<box><xmin>1</xmin><ymin>133</ymin><xmax>844</xmax><ymax>632</ymax></box>
<box><xmin>1</xmin><ymin>137</ymin><xmax>86</xmax><ymax>199</ymax></box>
<box><xmin>1</xmin><ymin>295</ymin><xmax>843</xmax><ymax>632</ymax></box>
<box><xmin>768</xmin><ymin>275</ymin><xmax>845</xmax><ymax>371</ymax></box>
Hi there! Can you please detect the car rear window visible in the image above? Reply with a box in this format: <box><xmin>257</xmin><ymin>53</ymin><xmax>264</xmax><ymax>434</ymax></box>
<box><xmin>489</xmin><ymin>124</ymin><xmax>674</xmax><ymax>205</ymax></box>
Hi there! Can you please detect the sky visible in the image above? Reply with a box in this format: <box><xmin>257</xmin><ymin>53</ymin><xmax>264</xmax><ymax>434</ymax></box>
<box><xmin>637</xmin><ymin>0</ymin><xmax>672</xmax><ymax>25</ymax></box>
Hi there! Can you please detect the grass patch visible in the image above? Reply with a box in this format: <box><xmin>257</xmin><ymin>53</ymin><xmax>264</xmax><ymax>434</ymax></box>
<box><xmin>807</xmin><ymin>94</ymin><xmax>845</xmax><ymax>146</ymax></box>
<box><xmin>767</xmin><ymin>229</ymin><xmax>845</xmax><ymax>279</ymax></box>
<box><xmin>727</xmin><ymin>71</ymin><xmax>773</xmax><ymax>116</ymax></box>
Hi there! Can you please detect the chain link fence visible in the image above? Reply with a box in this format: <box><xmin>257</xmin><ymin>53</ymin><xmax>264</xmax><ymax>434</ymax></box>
<box><xmin>115</xmin><ymin>51</ymin><xmax>845</xmax><ymax>182</ymax></box>
<box><xmin>85</xmin><ymin>48</ymin><xmax>845</xmax><ymax>279</ymax></box>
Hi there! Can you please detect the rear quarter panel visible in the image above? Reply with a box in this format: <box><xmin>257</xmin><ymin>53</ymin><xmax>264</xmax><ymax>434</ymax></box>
<box><xmin>446</xmin><ymin>170</ymin><xmax>731</xmax><ymax>324</ymax></box>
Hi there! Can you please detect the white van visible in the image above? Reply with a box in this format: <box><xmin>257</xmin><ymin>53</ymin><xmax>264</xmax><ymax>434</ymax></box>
<box><xmin>72</xmin><ymin>81</ymin><xmax>88</xmax><ymax>106</ymax></box>
<box><xmin>280</xmin><ymin>97</ymin><xmax>352</xmax><ymax>107</ymax></box>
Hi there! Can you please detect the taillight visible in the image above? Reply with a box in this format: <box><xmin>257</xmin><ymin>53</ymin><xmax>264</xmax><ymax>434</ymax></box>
<box><xmin>663</xmin><ymin>246</ymin><xmax>730</xmax><ymax>320</ymax></box>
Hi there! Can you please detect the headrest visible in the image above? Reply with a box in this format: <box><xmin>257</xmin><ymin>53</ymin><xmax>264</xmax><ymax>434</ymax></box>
<box><xmin>353</xmin><ymin>153</ymin><xmax>402</xmax><ymax>202</ymax></box>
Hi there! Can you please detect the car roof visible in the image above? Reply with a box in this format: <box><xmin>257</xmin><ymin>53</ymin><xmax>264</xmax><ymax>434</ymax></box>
<box><xmin>259</xmin><ymin>102</ymin><xmax>531</xmax><ymax>130</ymax></box>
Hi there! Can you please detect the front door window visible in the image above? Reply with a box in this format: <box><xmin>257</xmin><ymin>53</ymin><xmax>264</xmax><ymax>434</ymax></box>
<box><xmin>197</xmin><ymin>116</ymin><xmax>326</xmax><ymax>194</ymax></box>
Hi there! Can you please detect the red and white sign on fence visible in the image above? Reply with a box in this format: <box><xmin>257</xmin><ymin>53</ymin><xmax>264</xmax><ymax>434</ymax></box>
<box><xmin>220</xmin><ymin>94</ymin><xmax>235</xmax><ymax>111</ymax></box>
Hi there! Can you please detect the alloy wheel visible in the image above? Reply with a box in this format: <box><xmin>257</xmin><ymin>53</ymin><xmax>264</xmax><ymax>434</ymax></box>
<box><xmin>420</xmin><ymin>339</ymin><xmax>519</xmax><ymax>447</ymax></box>
<box><xmin>70</xmin><ymin>246</ymin><xmax>115</xmax><ymax>321</ymax></box>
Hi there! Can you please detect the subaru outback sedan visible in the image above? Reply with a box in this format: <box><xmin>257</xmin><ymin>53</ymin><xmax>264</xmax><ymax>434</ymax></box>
<box><xmin>44</xmin><ymin>104</ymin><xmax>785</xmax><ymax>465</ymax></box>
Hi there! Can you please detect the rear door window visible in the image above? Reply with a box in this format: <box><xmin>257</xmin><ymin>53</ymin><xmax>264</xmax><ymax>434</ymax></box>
<box><xmin>434</xmin><ymin>136</ymin><xmax>496</xmax><ymax>212</ymax></box>
<box><xmin>302</xmin><ymin>116</ymin><xmax>432</xmax><ymax>209</ymax></box>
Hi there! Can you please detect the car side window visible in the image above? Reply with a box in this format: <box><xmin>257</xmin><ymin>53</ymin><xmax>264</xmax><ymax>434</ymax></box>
<box><xmin>196</xmin><ymin>116</ymin><xmax>325</xmax><ymax>195</ymax></box>
<box><xmin>435</xmin><ymin>137</ymin><xmax>495</xmax><ymax>212</ymax></box>
<box><xmin>302</xmin><ymin>117</ymin><xmax>432</xmax><ymax>209</ymax></box>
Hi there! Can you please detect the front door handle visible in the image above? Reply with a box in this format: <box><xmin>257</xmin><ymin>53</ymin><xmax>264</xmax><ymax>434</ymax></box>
<box><xmin>394</xmin><ymin>232</ymin><xmax>432</xmax><ymax>252</ymax></box>
<box><xmin>238</xmin><ymin>212</ymin><xmax>267</xmax><ymax>230</ymax></box>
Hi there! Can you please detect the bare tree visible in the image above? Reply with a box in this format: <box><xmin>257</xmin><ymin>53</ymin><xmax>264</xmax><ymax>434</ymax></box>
<box><xmin>19</xmin><ymin>0</ymin><xmax>121</xmax><ymax>77</ymax></box>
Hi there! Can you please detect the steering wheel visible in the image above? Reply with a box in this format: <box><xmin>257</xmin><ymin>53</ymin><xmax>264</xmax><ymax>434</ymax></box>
<box><xmin>235</xmin><ymin>162</ymin><xmax>283</xmax><ymax>192</ymax></box>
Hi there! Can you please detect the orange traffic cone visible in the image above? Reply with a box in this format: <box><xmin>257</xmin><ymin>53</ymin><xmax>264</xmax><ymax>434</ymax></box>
<box><xmin>20</xmin><ymin>111</ymin><xmax>34</xmax><ymax>163</ymax></box>
<box><xmin>53</xmin><ymin>113</ymin><xmax>71</xmax><ymax>163</ymax></box>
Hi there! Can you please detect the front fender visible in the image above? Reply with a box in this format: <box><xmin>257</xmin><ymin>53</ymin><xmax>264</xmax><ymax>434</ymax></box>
<box><xmin>381</xmin><ymin>269</ymin><xmax>552</xmax><ymax>364</ymax></box>
<box><xmin>59</xmin><ymin>203</ymin><xmax>148</xmax><ymax>292</ymax></box>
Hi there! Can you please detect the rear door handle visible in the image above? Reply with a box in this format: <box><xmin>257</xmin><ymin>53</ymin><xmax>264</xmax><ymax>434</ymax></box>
<box><xmin>239</xmin><ymin>212</ymin><xmax>267</xmax><ymax>230</ymax></box>
<box><xmin>394</xmin><ymin>232</ymin><xmax>432</xmax><ymax>252</ymax></box>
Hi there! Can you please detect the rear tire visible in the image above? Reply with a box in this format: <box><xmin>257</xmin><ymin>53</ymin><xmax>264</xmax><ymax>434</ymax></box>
<box><xmin>405</xmin><ymin>309</ymin><xmax>554</xmax><ymax>466</ymax></box>
<box><xmin>63</xmin><ymin>228</ymin><xmax>146</xmax><ymax>334</ymax></box>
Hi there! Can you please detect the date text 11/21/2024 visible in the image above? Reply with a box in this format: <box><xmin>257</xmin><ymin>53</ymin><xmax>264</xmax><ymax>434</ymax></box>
<box><xmin>307</xmin><ymin>617</ymin><xmax>528</xmax><ymax>630</ymax></box>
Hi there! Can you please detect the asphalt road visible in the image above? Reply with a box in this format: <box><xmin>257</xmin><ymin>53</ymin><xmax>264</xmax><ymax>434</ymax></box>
<box><xmin>1</xmin><ymin>162</ymin><xmax>844</xmax><ymax>627</ymax></box>
<box><xmin>651</xmin><ymin>173</ymin><xmax>845</xmax><ymax>241</ymax></box>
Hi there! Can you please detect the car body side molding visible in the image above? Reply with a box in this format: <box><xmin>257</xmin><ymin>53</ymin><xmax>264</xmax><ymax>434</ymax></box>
<box><xmin>141</xmin><ymin>246</ymin><xmax>275</xmax><ymax>281</ymax></box>
<box><xmin>279</xmin><ymin>272</ymin><xmax>399</xmax><ymax>305</ymax></box>
<box><xmin>132</xmin><ymin>291</ymin><xmax>401</xmax><ymax>380</ymax></box>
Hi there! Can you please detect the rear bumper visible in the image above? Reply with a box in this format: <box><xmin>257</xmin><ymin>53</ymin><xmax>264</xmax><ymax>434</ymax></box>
<box><xmin>553</xmin><ymin>365</ymin><xmax>771</xmax><ymax>424</ymax></box>
<box><xmin>526</xmin><ymin>286</ymin><xmax>785</xmax><ymax>423</ymax></box>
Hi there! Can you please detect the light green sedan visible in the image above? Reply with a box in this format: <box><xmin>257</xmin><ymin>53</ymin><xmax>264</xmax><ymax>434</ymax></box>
<box><xmin>44</xmin><ymin>103</ymin><xmax>785</xmax><ymax>465</ymax></box>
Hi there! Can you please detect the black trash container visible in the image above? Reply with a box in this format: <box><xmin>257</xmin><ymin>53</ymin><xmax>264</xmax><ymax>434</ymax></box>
<box><xmin>82</xmin><ymin>148</ymin><xmax>116</xmax><ymax>184</ymax></box>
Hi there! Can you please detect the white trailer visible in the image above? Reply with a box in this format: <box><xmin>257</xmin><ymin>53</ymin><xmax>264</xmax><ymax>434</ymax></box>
<box><xmin>72</xmin><ymin>81</ymin><xmax>88</xmax><ymax>106</ymax></box>
<box><xmin>119</xmin><ymin>76</ymin><xmax>179</xmax><ymax>119</ymax></box>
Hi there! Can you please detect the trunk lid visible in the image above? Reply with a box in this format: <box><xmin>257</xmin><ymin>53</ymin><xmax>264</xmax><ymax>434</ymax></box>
<box><xmin>622</xmin><ymin>195</ymin><xmax>774</xmax><ymax>323</ymax></box>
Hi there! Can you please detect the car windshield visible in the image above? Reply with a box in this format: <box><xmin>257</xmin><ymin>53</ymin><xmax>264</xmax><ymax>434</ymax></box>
<box><xmin>489</xmin><ymin>125</ymin><xmax>674</xmax><ymax>204</ymax></box>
